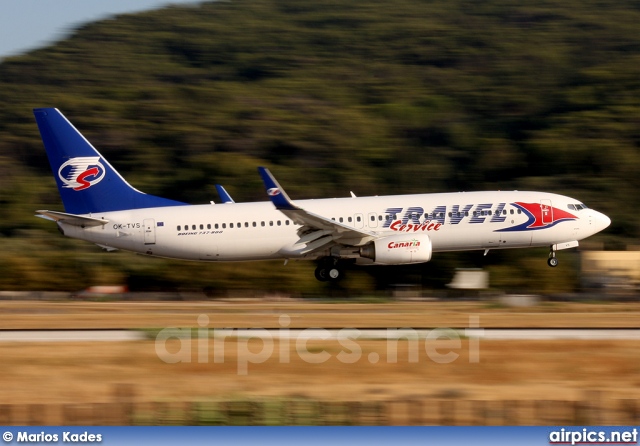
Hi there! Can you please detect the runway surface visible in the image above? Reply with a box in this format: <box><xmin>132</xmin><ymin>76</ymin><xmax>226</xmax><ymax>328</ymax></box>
<box><xmin>0</xmin><ymin>330</ymin><xmax>146</xmax><ymax>342</ymax></box>
<box><xmin>1</xmin><ymin>328</ymin><xmax>639</xmax><ymax>341</ymax></box>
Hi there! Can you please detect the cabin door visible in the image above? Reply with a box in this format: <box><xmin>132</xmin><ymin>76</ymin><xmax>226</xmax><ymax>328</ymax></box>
<box><xmin>143</xmin><ymin>219</ymin><xmax>156</xmax><ymax>245</ymax></box>
<box><xmin>540</xmin><ymin>200</ymin><xmax>553</xmax><ymax>225</ymax></box>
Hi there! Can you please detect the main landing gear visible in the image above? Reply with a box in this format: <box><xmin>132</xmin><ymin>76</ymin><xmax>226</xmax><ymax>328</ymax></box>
<box><xmin>314</xmin><ymin>257</ymin><xmax>343</xmax><ymax>282</ymax></box>
<box><xmin>547</xmin><ymin>247</ymin><xmax>559</xmax><ymax>267</ymax></box>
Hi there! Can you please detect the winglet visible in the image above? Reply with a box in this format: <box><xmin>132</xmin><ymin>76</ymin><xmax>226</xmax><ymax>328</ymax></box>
<box><xmin>257</xmin><ymin>167</ymin><xmax>299</xmax><ymax>210</ymax></box>
<box><xmin>215</xmin><ymin>185</ymin><xmax>235</xmax><ymax>204</ymax></box>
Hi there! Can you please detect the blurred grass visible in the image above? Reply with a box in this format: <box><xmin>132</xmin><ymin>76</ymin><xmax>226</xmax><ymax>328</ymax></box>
<box><xmin>3</xmin><ymin>301</ymin><xmax>640</xmax><ymax>329</ymax></box>
<box><xmin>1</xmin><ymin>337</ymin><xmax>639</xmax><ymax>408</ymax></box>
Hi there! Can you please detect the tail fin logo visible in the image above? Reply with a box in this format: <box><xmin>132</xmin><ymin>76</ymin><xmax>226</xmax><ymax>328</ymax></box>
<box><xmin>267</xmin><ymin>188</ymin><xmax>281</xmax><ymax>197</ymax></box>
<box><xmin>58</xmin><ymin>157</ymin><xmax>106</xmax><ymax>191</ymax></box>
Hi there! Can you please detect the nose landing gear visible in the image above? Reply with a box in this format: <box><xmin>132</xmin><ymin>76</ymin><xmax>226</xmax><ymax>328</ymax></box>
<box><xmin>548</xmin><ymin>247</ymin><xmax>559</xmax><ymax>267</ymax></box>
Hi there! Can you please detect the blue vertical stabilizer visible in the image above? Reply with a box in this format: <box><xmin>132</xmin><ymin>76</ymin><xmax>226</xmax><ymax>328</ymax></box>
<box><xmin>33</xmin><ymin>108</ymin><xmax>187</xmax><ymax>214</ymax></box>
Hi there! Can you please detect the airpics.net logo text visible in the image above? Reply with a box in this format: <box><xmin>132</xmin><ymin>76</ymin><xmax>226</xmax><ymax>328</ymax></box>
<box><xmin>154</xmin><ymin>314</ymin><xmax>482</xmax><ymax>375</ymax></box>
<box><xmin>549</xmin><ymin>428</ymin><xmax>638</xmax><ymax>446</ymax></box>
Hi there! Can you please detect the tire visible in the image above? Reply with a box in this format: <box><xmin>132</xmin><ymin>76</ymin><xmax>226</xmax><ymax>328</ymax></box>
<box><xmin>315</xmin><ymin>267</ymin><xmax>329</xmax><ymax>281</ymax></box>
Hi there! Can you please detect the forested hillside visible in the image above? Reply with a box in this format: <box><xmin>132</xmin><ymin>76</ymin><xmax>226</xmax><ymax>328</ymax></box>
<box><xmin>0</xmin><ymin>0</ymin><xmax>638</xmax><ymax>293</ymax></box>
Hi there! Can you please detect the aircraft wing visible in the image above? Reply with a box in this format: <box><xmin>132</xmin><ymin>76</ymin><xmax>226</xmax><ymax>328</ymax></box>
<box><xmin>35</xmin><ymin>210</ymin><xmax>109</xmax><ymax>227</ymax></box>
<box><xmin>258</xmin><ymin>168</ymin><xmax>377</xmax><ymax>253</ymax></box>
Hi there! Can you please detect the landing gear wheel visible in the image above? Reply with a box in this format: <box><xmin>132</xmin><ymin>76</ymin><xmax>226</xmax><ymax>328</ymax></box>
<box><xmin>315</xmin><ymin>257</ymin><xmax>343</xmax><ymax>282</ymax></box>
<box><xmin>315</xmin><ymin>267</ymin><xmax>329</xmax><ymax>282</ymax></box>
<box><xmin>548</xmin><ymin>246</ymin><xmax>559</xmax><ymax>267</ymax></box>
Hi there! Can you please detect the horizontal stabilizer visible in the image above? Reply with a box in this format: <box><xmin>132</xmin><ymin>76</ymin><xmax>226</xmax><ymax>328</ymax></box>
<box><xmin>35</xmin><ymin>210</ymin><xmax>108</xmax><ymax>227</ymax></box>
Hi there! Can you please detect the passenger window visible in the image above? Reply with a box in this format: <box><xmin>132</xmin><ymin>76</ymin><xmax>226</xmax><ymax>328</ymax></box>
<box><xmin>200</xmin><ymin>224</ymin><xmax>204</xmax><ymax>230</ymax></box>
<box><xmin>245</xmin><ymin>222</ymin><xmax>249</xmax><ymax>228</ymax></box>
<box><xmin>357</xmin><ymin>216</ymin><xmax>362</xmax><ymax>222</ymax></box>
<box><xmin>370</xmin><ymin>215</ymin><xmax>375</xmax><ymax>221</ymax></box>
<box><xmin>230</xmin><ymin>223</ymin><xmax>234</xmax><ymax>228</ymax></box>
<box><xmin>192</xmin><ymin>225</ymin><xmax>196</xmax><ymax>230</ymax></box>
<box><xmin>517</xmin><ymin>209</ymin><xmax>522</xmax><ymax>214</ymax></box>
<box><xmin>215</xmin><ymin>223</ymin><xmax>219</xmax><ymax>229</ymax></box>
<box><xmin>285</xmin><ymin>220</ymin><xmax>290</xmax><ymax>225</ymax></box>
<box><xmin>339</xmin><ymin>217</ymin><xmax>344</xmax><ymax>223</ymax></box>
<box><xmin>348</xmin><ymin>217</ymin><xmax>353</xmax><ymax>223</ymax></box>
<box><xmin>207</xmin><ymin>224</ymin><xmax>211</xmax><ymax>229</ymax></box>
<box><xmin>269</xmin><ymin>221</ymin><xmax>273</xmax><ymax>226</ymax></box>
<box><xmin>261</xmin><ymin>221</ymin><xmax>265</xmax><ymax>227</ymax></box>
<box><xmin>253</xmin><ymin>222</ymin><xmax>257</xmax><ymax>227</ymax></box>
<box><xmin>277</xmin><ymin>221</ymin><xmax>281</xmax><ymax>226</ymax></box>
<box><xmin>510</xmin><ymin>209</ymin><xmax>514</xmax><ymax>215</ymax></box>
<box><xmin>222</xmin><ymin>223</ymin><xmax>226</xmax><ymax>229</ymax></box>
<box><xmin>177</xmin><ymin>226</ymin><xmax>181</xmax><ymax>231</ymax></box>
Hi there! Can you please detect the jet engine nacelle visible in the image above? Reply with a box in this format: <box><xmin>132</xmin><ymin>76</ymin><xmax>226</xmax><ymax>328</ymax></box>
<box><xmin>359</xmin><ymin>233</ymin><xmax>432</xmax><ymax>265</ymax></box>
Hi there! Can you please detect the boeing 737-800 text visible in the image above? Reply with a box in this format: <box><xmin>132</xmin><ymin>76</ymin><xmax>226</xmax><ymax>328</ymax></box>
<box><xmin>33</xmin><ymin>108</ymin><xmax>611</xmax><ymax>282</ymax></box>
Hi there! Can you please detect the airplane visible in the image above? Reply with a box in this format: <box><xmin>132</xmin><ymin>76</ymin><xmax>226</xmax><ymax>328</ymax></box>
<box><xmin>33</xmin><ymin>108</ymin><xmax>611</xmax><ymax>282</ymax></box>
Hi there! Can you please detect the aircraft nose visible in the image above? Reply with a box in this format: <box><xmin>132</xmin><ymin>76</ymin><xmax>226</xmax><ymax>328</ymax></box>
<box><xmin>594</xmin><ymin>211</ymin><xmax>611</xmax><ymax>232</ymax></box>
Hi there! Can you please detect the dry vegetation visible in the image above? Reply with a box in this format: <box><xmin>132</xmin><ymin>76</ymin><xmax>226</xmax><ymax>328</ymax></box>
<box><xmin>0</xmin><ymin>300</ymin><xmax>638</xmax><ymax>415</ymax></box>
<box><xmin>2</xmin><ymin>300</ymin><xmax>640</xmax><ymax>329</ymax></box>
<box><xmin>0</xmin><ymin>337</ymin><xmax>639</xmax><ymax>408</ymax></box>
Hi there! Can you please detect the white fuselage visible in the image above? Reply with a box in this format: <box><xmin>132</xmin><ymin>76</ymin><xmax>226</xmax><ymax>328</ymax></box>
<box><xmin>58</xmin><ymin>190</ymin><xmax>610</xmax><ymax>263</ymax></box>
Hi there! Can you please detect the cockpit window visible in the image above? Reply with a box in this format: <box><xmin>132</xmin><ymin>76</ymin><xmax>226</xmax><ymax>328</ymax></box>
<box><xmin>569</xmin><ymin>203</ymin><xmax>589</xmax><ymax>211</ymax></box>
